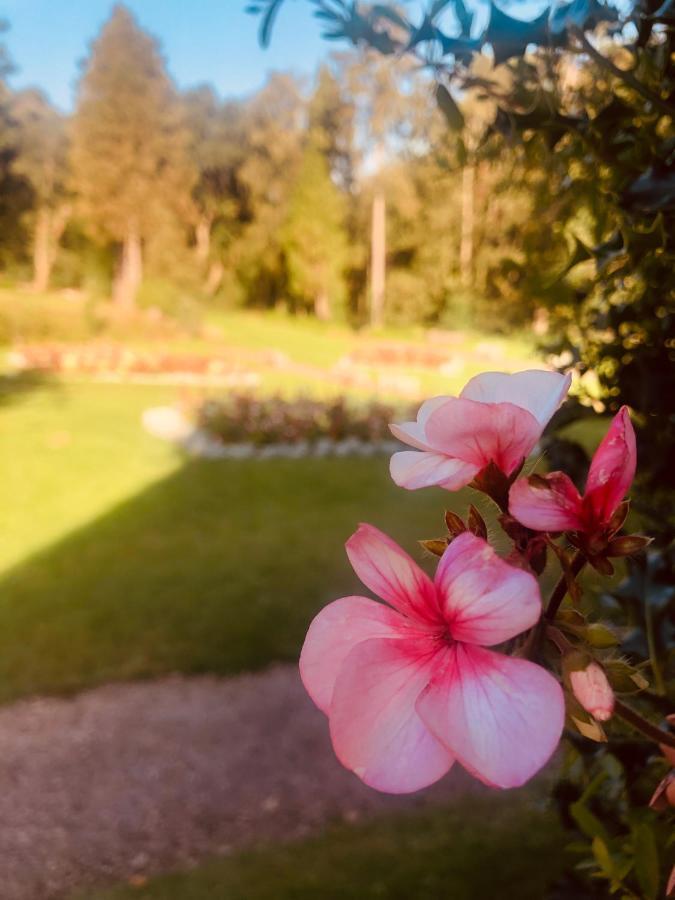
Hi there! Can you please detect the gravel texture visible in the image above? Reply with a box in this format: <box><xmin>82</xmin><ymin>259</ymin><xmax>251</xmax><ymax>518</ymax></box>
<box><xmin>0</xmin><ymin>664</ymin><xmax>477</xmax><ymax>899</ymax></box>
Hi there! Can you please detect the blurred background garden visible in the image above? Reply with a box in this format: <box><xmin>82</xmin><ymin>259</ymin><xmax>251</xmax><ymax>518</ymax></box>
<box><xmin>0</xmin><ymin>0</ymin><xmax>672</xmax><ymax>897</ymax></box>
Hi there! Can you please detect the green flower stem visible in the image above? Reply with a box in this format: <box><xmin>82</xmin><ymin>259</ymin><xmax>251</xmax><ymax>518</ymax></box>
<box><xmin>614</xmin><ymin>698</ymin><xmax>675</xmax><ymax>750</ymax></box>
<box><xmin>644</xmin><ymin>599</ymin><xmax>666</xmax><ymax>697</ymax></box>
<box><xmin>545</xmin><ymin>550</ymin><xmax>586</xmax><ymax>622</ymax></box>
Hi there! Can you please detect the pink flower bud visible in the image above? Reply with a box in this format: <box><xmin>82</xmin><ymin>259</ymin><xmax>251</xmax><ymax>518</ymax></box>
<box><xmin>569</xmin><ymin>662</ymin><xmax>615</xmax><ymax>722</ymax></box>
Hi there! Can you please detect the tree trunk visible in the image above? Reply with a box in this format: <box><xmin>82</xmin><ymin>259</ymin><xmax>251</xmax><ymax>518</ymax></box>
<box><xmin>315</xmin><ymin>289</ymin><xmax>331</xmax><ymax>322</ymax></box>
<box><xmin>32</xmin><ymin>208</ymin><xmax>52</xmax><ymax>292</ymax></box>
<box><xmin>195</xmin><ymin>215</ymin><xmax>212</xmax><ymax>264</ymax></box>
<box><xmin>205</xmin><ymin>260</ymin><xmax>224</xmax><ymax>295</ymax></box>
<box><xmin>370</xmin><ymin>191</ymin><xmax>386</xmax><ymax>328</ymax></box>
<box><xmin>113</xmin><ymin>227</ymin><xmax>142</xmax><ymax>313</ymax></box>
<box><xmin>460</xmin><ymin>164</ymin><xmax>475</xmax><ymax>290</ymax></box>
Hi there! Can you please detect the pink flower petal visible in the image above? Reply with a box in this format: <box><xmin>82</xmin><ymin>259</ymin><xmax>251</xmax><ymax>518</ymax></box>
<box><xmin>460</xmin><ymin>370</ymin><xmax>571</xmax><ymax>427</ymax></box>
<box><xmin>509</xmin><ymin>472</ymin><xmax>585</xmax><ymax>532</ymax></box>
<box><xmin>389</xmin><ymin>396</ymin><xmax>453</xmax><ymax>451</ymax></box>
<box><xmin>346</xmin><ymin>524</ymin><xmax>441</xmax><ymax>625</ymax></box>
<box><xmin>417</xmin><ymin>644</ymin><xmax>564</xmax><ymax>788</ymax></box>
<box><xmin>585</xmin><ymin>407</ymin><xmax>636</xmax><ymax>524</ymax></box>
<box><xmin>435</xmin><ymin>533</ymin><xmax>542</xmax><ymax>646</ymax></box>
<box><xmin>300</xmin><ymin>596</ymin><xmax>409</xmax><ymax>714</ymax></box>
<box><xmin>390</xmin><ymin>451</ymin><xmax>479</xmax><ymax>491</ymax></box>
<box><xmin>424</xmin><ymin>398</ymin><xmax>543</xmax><ymax>476</ymax></box>
<box><xmin>329</xmin><ymin>637</ymin><xmax>454</xmax><ymax>793</ymax></box>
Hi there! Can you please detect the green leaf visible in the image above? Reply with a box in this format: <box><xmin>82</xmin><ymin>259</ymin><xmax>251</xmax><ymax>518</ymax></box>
<box><xmin>484</xmin><ymin>3</ymin><xmax>550</xmax><ymax>65</ymax></box>
<box><xmin>584</xmin><ymin>622</ymin><xmax>620</xmax><ymax>648</ymax></box>
<box><xmin>570</xmin><ymin>799</ymin><xmax>611</xmax><ymax>843</ymax></box>
<box><xmin>591</xmin><ymin>836</ymin><xmax>616</xmax><ymax>879</ymax></box>
<box><xmin>632</xmin><ymin>823</ymin><xmax>659</xmax><ymax>900</ymax></box>
<box><xmin>435</xmin><ymin>84</ymin><xmax>464</xmax><ymax>130</ymax></box>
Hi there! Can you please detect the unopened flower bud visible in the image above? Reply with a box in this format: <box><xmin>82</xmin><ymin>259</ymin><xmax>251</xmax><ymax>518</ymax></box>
<box><xmin>569</xmin><ymin>662</ymin><xmax>615</xmax><ymax>722</ymax></box>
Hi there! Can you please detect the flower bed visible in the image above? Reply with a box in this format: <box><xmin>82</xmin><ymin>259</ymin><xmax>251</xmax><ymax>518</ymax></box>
<box><xmin>8</xmin><ymin>343</ymin><xmax>286</xmax><ymax>377</ymax></box>
<box><xmin>196</xmin><ymin>394</ymin><xmax>408</xmax><ymax>448</ymax></box>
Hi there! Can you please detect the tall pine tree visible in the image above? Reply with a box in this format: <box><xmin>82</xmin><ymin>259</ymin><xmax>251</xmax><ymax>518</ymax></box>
<box><xmin>70</xmin><ymin>4</ymin><xmax>194</xmax><ymax>311</ymax></box>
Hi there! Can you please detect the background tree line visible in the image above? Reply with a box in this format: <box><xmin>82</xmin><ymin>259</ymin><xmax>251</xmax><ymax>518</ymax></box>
<box><xmin>0</xmin><ymin>3</ymin><xmax>583</xmax><ymax>332</ymax></box>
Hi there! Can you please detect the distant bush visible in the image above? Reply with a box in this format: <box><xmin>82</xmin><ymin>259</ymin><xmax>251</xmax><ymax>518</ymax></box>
<box><xmin>197</xmin><ymin>394</ymin><xmax>407</xmax><ymax>447</ymax></box>
<box><xmin>0</xmin><ymin>290</ymin><xmax>97</xmax><ymax>344</ymax></box>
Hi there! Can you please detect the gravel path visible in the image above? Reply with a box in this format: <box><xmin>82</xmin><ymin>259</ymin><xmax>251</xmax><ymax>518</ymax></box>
<box><xmin>0</xmin><ymin>664</ymin><xmax>478</xmax><ymax>899</ymax></box>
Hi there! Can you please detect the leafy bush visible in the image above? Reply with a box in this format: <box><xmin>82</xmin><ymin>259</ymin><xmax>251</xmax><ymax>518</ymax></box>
<box><xmin>0</xmin><ymin>290</ymin><xmax>97</xmax><ymax>344</ymax></box>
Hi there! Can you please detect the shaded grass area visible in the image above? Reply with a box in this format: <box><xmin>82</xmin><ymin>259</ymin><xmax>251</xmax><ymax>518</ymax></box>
<box><xmin>0</xmin><ymin>382</ymin><xmax>453</xmax><ymax>702</ymax></box>
<box><xmin>86</xmin><ymin>793</ymin><xmax>564</xmax><ymax>900</ymax></box>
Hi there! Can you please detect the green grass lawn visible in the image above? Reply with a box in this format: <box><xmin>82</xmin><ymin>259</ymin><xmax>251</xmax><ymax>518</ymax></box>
<box><xmin>0</xmin><ymin>375</ymin><xmax>608</xmax><ymax>704</ymax></box>
<box><xmin>84</xmin><ymin>792</ymin><xmax>565</xmax><ymax>900</ymax></box>
<box><xmin>0</xmin><ymin>379</ymin><xmax>461</xmax><ymax>702</ymax></box>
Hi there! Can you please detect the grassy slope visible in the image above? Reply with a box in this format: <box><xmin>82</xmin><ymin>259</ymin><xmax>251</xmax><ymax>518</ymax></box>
<box><xmin>86</xmin><ymin>793</ymin><xmax>564</xmax><ymax>900</ymax></box>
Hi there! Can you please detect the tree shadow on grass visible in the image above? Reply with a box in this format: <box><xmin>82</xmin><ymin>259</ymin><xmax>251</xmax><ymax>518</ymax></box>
<box><xmin>0</xmin><ymin>369</ymin><xmax>57</xmax><ymax>407</ymax></box>
<box><xmin>0</xmin><ymin>455</ymin><xmax>463</xmax><ymax>703</ymax></box>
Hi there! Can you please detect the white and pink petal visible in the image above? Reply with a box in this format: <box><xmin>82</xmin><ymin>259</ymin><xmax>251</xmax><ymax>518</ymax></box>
<box><xmin>329</xmin><ymin>637</ymin><xmax>454</xmax><ymax>794</ymax></box>
<box><xmin>424</xmin><ymin>398</ymin><xmax>542</xmax><ymax>476</ymax></box>
<box><xmin>299</xmin><ymin>596</ymin><xmax>409</xmax><ymax>714</ymax></box>
<box><xmin>345</xmin><ymin>524</ymin><xmax>440</xmax><ymax>625</ymax></box>
<box><xmin>509</xmin><ymin>472</ymin><xmax>585</xmax><ymax>533</ymax></box>
<box><xmin>585</xmin><ymin>406</ymin><xmax>636</xmax><ymax>525</ymax></box>
<box><xmin>460</xmin><ymin>370</ymin><xmax>571</xmax><ymax>428</ymax></box>
<box><xmin>389</xmin><ymin>395</ymin><xmax>453</xmax><ymax>451</ymax></box>
<box><xmin>435</xmin><ymin>533</ymin><xmax>542</xmax><ymax>646</ymax></box>
<box><xmin>417</xmin><ymin>643</ymin><xmax>564</xmax><ymax>789</ymax></box>
<box><xmin>390</xmin><ymin>451</ymin><xmax>479</xmax><ymax>492</ymax></box>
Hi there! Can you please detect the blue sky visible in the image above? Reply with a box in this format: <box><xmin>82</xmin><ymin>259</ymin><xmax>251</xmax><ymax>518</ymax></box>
<box><xmin>2</xmin><ymin>1</ymin><xmax>331</xmax><ymax>111</ymax></box>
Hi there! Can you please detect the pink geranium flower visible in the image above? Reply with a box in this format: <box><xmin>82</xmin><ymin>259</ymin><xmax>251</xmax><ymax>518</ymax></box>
<box><xmin>509</xmin><ymin>407</ymin><xmax>636</xmax><ymax>539</ymax></box>
<box><xmin>389</xmin><ymin>370</ymin><xmax>571</xmax><ymax>491</ymax></box>
<box><xmin>300</xmin><ymin>525</ymin><xmax>564</xmax><ymax>794</ymax></box>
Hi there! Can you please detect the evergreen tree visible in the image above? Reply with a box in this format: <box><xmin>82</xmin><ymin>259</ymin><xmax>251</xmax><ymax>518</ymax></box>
<box><xmin>70</xmin><ymin>4</ymin><xmax>194</xmax><ymax>311</ymax></box>
<box><xmin>11</xmin><ymin>89</ymin><xmax>69</xmax><ymax>290</ymax></box>
<box><xmin>282</xmin><ymin>137</ymin><xmax>348</xmax><ymax>319</ymax></box>
<box><xmin>183</xmin><ymin>86</ymin><xmax>246</xmax><ymax>293</ymax></box>
<box><xmin>0</xmin><ymin>20</ymin><xmax>32</xmax><ymax>271</ymax></box>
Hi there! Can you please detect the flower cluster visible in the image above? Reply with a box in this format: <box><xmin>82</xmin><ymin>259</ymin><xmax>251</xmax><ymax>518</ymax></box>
<box><xmin>198</xmin><ymin>394</ymin><xmax>404</xmax><ymax>447</ymax></box>
<box><xmin>10</xmin><ymin>343</ymin><xmax>281</xmax><ymax>377</ymax></box>
<box><xmin>300</xmin><ymin>369</ymin><xmax>663</xmax><ymax>796</ymax></box>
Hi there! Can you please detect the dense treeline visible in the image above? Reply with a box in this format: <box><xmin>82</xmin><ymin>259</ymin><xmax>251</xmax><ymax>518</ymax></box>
<box><xmin>0</xmin><ymin>4</ymin><xmax>581</xmax><ymax>330</ymax></box>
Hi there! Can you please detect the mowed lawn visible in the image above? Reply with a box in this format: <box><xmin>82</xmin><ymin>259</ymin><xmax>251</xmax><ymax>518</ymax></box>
<box><xmin>0</xmin><ymin>379</ymin><xmax>462</xmax><ymax>702</ymax></box>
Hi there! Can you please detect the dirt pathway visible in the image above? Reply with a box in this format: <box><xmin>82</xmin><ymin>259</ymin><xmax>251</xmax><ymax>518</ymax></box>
<box><xmin>0</xmin><ymin>664</ymin><xmax>477</xmax><ymax>899</ymax></box>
